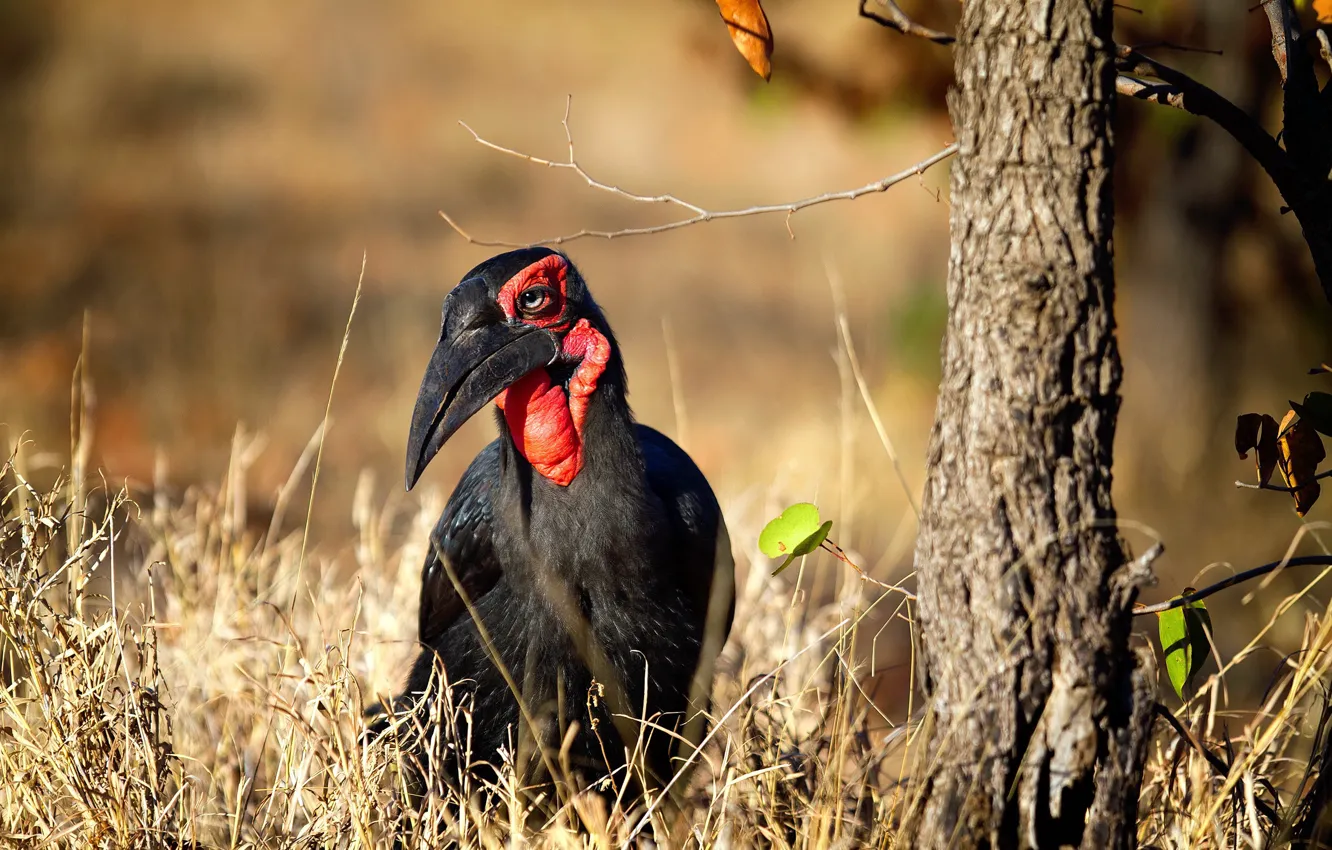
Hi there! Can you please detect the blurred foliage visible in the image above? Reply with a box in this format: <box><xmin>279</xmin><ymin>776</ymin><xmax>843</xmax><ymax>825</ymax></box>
<box><xmin>886</xmin><ymin>279</ymin><xmax>947</xmax><ymax>381</ymax></box>
<box><xmin>745</xmin><ymin>74</ymin><xmax>799</xmax><ymax>119</ymax></box>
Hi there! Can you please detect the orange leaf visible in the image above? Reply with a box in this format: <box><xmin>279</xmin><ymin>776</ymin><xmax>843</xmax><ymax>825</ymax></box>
<box><xmin>716</xmin><ymin>0</ymin><xmax>773</xmax><ymax>81</ymax></box>
<box><xmin>1316</xmin><ymin>0</ymin><xmax>1332</xmax><ymax>24</ymax></box>
<box><xmin>1280</xmin><ymin>407</ymin><xmax>1298</xmax><ymax>436</ymax></box>
<box><xmin>1277</xmin><ymin>413</ymin><xmax>1326</xmax><ymax>516</ymax></box>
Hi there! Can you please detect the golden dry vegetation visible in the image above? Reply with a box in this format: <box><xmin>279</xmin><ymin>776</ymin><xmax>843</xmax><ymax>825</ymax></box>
<box><xmin>5</xmin><ymin>437</ymin><xmax>1332</xmax><ymax>847</ymax></box>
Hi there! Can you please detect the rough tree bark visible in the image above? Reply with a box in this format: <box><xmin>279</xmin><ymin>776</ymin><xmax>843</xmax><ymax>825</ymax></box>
<box><xmin>902</xmin><ymin>0</ymin><xmax>1156</xmax><ymax>846</ymax></box>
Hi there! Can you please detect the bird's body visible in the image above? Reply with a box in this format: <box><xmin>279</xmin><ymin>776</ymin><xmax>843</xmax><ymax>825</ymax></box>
<box><xmin>389</xmin><ymin>248</ymin><xmax>733</xmax><ymax>797</ymax></box>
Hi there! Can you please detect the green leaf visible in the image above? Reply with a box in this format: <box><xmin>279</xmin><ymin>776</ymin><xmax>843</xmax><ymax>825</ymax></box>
<box><xmin>758</xmin><ymin>503</ymin><xmax>819</xmax><ymax>557</ymax></box>
<box><xmin>759</xmin><ymin>503</ymin><xmax>833</xmax><ymax>575</ymax></box>
<box><xmin>1294</xmin><ymin>392</ymin><xmax>1332</xmax><ymax>438</ymax></box>
<box><xmin>1157</xmin><ymin>592</ymin><xmax>1212</xmax><ymax>700</ymax></box>
<box><xmin>770</xmin><ymin>521</ymin><xmax>832</xmax><ymax>575</ymax></box>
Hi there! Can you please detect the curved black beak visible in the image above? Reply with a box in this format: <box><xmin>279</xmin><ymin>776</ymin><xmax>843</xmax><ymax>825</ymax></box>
<box><xmin>406</xmin><ymin>283</ymin><xmax>558</xmax><ymax>490</ymax></box>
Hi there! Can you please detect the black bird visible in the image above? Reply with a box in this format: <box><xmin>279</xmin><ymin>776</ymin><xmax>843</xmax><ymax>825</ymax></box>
<box><xmin>391</xmin><ymin>247</ymin><xmax>734</xmax><ymax>800</ymax></box>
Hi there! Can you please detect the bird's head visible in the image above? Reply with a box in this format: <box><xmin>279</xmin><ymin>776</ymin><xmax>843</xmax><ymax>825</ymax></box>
<box><xmin>406</xmin><ymin>248</ymin><xmax>619</xmax><ymax>490</ymax></box>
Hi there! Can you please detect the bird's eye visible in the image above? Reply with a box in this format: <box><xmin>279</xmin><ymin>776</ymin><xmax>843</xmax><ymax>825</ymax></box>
<box><xmin>518</xmin><ymin>286</ymin><xmax>554</xmax><ymax>316</ymax></box>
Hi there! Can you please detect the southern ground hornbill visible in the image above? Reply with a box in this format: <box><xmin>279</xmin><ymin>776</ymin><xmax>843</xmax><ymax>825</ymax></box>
<box><xmin>385</xmin><ymin>247</ymin><xmax>734</xmax><ymax>804</ymax></box>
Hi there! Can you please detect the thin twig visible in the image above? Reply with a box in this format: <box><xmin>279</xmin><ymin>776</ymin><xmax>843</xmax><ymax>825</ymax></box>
<box><xmin>1235</xmin><ymin>469</ymin><xmax>1332</xmax><ymax>493</ymax></box>
<box><xmin>1135</xmin><ymin>555</ymin><xmax>1332</xmax><ymax>616</ymax></box>
<box><xmin>459</xmin><ymin>97</ymin><xmax>707</xmax><ymax>215</ymax></box>
<box><xmin>820</xmin><ymin>538</ymin><xmax>915</xmax><ymax>599</ymax></box>
<box><xmin>439</xmin><ymin>97</ymin><xmax>957</xmax><ymax>247</ymax></box>
<box><xmin>857</xmin><ymin>0</ymin><xmax>954</xmax><ymax>44</ymax></box>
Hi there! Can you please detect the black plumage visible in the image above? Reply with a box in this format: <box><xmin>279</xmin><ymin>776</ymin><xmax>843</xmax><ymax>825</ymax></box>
<box><xmin>386</xmin><ymin>247</ymin><xmax>734</xmax><ymax>800</ymax></box>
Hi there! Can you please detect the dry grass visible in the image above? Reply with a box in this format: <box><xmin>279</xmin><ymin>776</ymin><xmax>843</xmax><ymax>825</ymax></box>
<box><xmin>0</xmin><ymin>433</ymin><xmax>914</xmax><ymax>849</ymax></box>
<box><xmin>3</xmin><ymin>430</ymin><xmax>1332</xmax><ymax>848</ymax></box>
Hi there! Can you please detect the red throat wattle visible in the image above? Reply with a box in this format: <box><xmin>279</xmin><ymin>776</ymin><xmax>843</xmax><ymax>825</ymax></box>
<box><xmin>495</xmin><ymin>319</ymin><xmax>611</xmax><ymax>486</ymax></box>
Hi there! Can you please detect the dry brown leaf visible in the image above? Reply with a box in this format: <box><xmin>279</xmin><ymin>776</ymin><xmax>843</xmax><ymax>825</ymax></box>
<box><xmin>1292</xmin><ymin>478</ymin><xmax>1321</xmax><ymax>517</ymax></box>
<box><xmin>1277</xmin><ymin>413</ymin><xmax>1326</xmax><ymax>516</ymax></box>
<box><xmin>716</xmin><ymin>0</ymin><xmax>773</xmax><ymax>81</ymax></box>
<box><xmin>1236</xmin><ymin>413</ymin><xmax>1281</xmax><ymax>485</ymax></box>
<box><xmin>1236</xmin><ymin>413</ymin><xmax>1261</xmax><ymax>458</ymax></box>
<box><xmin>1316</xmin><ymin>0</ymin><xmax>1332</xmax><ymax>24</ymax></box>
<box><xmin>1258</xmin><ymin>413</ymin><xmax>1280</xmax><ymax>485</ymax></box>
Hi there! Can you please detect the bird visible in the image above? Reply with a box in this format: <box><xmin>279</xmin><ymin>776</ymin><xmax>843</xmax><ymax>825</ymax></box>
<box><xmin>385</xmin><ymin>247</ymin><xmax>734</xmax><ymax>806</ymax></box>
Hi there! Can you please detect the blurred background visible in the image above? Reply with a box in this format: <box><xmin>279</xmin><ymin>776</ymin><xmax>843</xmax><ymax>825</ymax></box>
<box><xmin>1</xmin><ymin>0</ymin><xmax>1328</xmax><ymax>710</ymax></box>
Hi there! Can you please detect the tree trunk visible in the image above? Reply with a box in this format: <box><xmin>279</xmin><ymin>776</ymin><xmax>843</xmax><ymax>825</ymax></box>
<box><xmin>902</xmin><ymin>0</ymin><xmax>1156</xmax><ymax>846</ymax></box>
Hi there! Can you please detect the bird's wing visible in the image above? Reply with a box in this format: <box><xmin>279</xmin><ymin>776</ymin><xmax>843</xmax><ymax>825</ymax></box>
<box><xmin>418</xmin><ymin>440</ymin><xmax>505</xmax><ymax>647</ymax></box>
<box><xmin>637</xmin><ymin>425</ymin><xmax>736</xmax><ymax>630</ymax></box>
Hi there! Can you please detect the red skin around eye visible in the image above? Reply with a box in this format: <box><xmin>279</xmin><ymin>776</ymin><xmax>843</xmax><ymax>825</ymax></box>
<box><xmin>497</xmin><ymin>254</ymin><xmax>570</xmax><ymax>331</ymax></box>
<box><xmin>494</xmin><ymin>319</ymin><xmax>611</xmax><ymax>486</ymax></box>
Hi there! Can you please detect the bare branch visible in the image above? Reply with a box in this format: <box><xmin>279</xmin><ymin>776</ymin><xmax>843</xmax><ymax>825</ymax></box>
<box><xmin>456</xmin><ymin>97</ymin><xmax>707</xmax><ymax>217</ymax></box>
<box><xmin>858</xmin><ymin>0</ymin><xmax>954</xmax><ymax>45</ymax></box>
<box><xmin>1117</xmin><ymin>34</ymin><xmax>1332</xmax><ymax>301</ymax></box>
<box><xmin>1258</xmin><ymin>0</ymin><xmax>1292</xmax><ymax>84</ymax></box>
<box><xmin>1133</xmin><ymin>555</ymin><xmax>1332</xmax><ymax>616</ymax></box>
<box><xmin>1134</xmin><ymin>541</ymin><xmax>1166</xmax><ymax>573</ymax></box>
<box><xmin>1116</xmin><ymin>75</ymin><xmax>1187</xmax><ymax>110</ymax></box>
<box><xmin>440</xmin><ymin>100</ymin><xmax>958</xmax><ymax>248</ymax></box>
<box><xmin>1115</xmin><ymin>47</ymin><xmax>1298</xmax><ymax>197</ymax></box>
<box><xmin>1235</xmin><ymin>468</ymin><xmax>1332</xmax><ymax>493</ymax></box>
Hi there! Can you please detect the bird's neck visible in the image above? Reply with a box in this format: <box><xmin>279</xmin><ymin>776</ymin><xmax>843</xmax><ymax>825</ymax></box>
<box><xmin>491</xmin><ymin>352</ymin><xmax>656</xmax><ymax>596</ymax></box>
<box><xmin>492</xmin><ymin>345</ymin><xmax>643</xmax><ymax>505</ymax></box>
<box><xmin>494</xmin><ymin>320</ymin><xmax>612</xmax><ymax>487</ymax></box>
<box><xmin>489</xmin><ymin>318</ymin><xmax>650</xmax><ymax>581</ymax></box>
